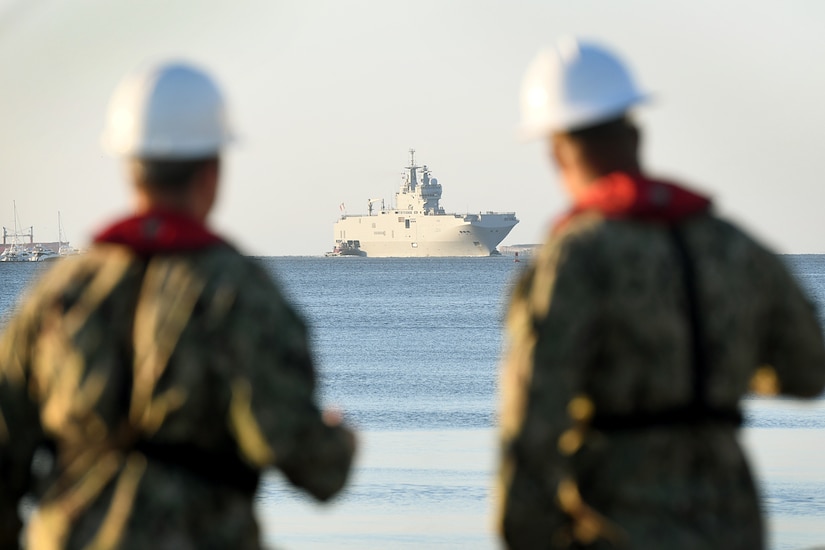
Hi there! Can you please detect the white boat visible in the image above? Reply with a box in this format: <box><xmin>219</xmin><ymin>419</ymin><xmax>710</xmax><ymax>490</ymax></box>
<box><xmin>329</xmin><ymin>149</ymin><xmax>518</xmax><ymax>257</ymax></box>
<box><xmin>28</xmin><ymin>243</ymin><xmax>59</xmax><ymax>262</ymax></box>
<box><xmin>0</xmin><ymin>243</ymin><xmax>30</xmax><ymax>262</ymax></box>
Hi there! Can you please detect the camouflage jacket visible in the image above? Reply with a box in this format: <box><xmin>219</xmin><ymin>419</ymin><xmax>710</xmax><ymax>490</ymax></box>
<box><xmin>0</xmin><ymin>219</ymin><xmax>354</xmax><ymax>549</ymax></box>
<box><xmin>498</xmin><ymin>174</ymin><xmax>825</xmax><ymax>549</ymax></box>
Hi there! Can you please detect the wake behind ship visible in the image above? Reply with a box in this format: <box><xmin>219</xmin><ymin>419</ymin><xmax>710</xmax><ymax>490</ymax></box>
<box><xmin>329</xmin><ymin>150</ymin><xmax>518</xmax><ymax>257</ymax></box>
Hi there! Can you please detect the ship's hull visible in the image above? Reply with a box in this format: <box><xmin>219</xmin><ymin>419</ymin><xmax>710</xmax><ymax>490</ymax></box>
<box><xmin>333</xmin><ymin>211</ymin><xmax>517</xmax><ymax>257</ymax></box>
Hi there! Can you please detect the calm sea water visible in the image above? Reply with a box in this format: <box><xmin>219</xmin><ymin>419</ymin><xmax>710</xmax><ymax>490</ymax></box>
<box><xmin>2</xmin><ymin>255</ymin><xmax>825</xmax><ymax>549</ymax></box>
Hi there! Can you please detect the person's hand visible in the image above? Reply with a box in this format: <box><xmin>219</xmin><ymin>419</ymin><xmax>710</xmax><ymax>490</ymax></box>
<box><xmin>323</xmin><ymin>407</ymin><xmax>357</xmax><ymax>454</ymax></box>
<box><xmin>322</xmin><ymin>407</ymin><xmax>344</xmax><ymax>426</ymax></box>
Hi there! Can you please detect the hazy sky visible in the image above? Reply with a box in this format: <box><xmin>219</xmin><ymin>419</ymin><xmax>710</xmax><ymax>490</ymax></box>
<box><xmin>1</xmin><ymin>0</ymin><xmax>824</xmax><ymax>255</ymax></box>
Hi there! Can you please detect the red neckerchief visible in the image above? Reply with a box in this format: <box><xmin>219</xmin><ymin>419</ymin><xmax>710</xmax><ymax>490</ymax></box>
<box><xmin>94</xmin><ymin>210</ymin><xmax>225</xmax><ymax>255</ymax></box>
<box><xmin>553</xmin><ymin>171</ymin><xmax>712</xmax><ymax>234</ymax></box>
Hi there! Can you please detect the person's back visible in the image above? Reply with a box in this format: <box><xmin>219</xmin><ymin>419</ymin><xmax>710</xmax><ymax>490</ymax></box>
<box><xmin>3</xmin><ymin>241</ymin><xmax>351</xmax><ymax>548</ymax></box>
<box><xmin>0</xmin><ymin>62</ymin><xmax>355</xmax><ymax>549</ymax></box>
<box><xmin>498</xmin><ymin>40</ymin><xmax>825</xmax><ymax>549</ymax></box>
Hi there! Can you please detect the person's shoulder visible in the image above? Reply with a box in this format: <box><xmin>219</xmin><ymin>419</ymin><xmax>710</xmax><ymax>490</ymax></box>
<box><xmin>550</xmin><ymin>211</ymin><xmax>633</xmax><ymax>253</ymax></box>
<box><xmin>32</xmin><ymin>245</ymin><xmax>138</xmax><ymax>293</ymax></box>
<box><xmin>534</xmin><ymin>211</ymin><xmax>772</xmax><ymax>275</ymax></box>
<box><xmin>555</xmin><ymin>211</ymin><xmax>771</xmax><ymax>253</ymax></box>
<box><xmin>195</xmin><ymin>249</ymin><xmax>298</xmax><ymax>313</ymax></box>
<box><xmin>525</xmin><ymin>214</ymin><xmax>607</xmax><ymax>286</ymax></box>
<box><xmin>195</xmin><ymin>247</ymin><xmax>283</xmax><ymax>291</ymax></box>
<box><xmin>8</xmin><ymin>245</ymin><xmax>140</xmax><ymax>324</ymax></box>
<box><xmin>535</xmin><ymin>212</ymin><xmax>611</xmax><ymax>266</ymax></box>
<box><xmin>685</xmin><ymin>213</ymin><xmax>780</xmax><ymax>262</ymax></box>
<box><xmin>532</xmin><ymin>213</ymin><xmax>588</xmax><ymax>253</ymax></box>
<box><xmin>195</xmin><ymin>245</ymin><xmax>262</xmax><ymax>274</ymax></box>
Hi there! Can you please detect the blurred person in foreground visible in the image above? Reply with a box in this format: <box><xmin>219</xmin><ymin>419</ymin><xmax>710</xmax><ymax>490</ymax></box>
<box><xmin>497</xmin><ymin>38</ymin><xmax>825</xmax><ymax>550</ymax></box>
<box><xmin>0</xmin><ymin>61</ymin><xmax>355</xmax><ymax>549</ymax></box>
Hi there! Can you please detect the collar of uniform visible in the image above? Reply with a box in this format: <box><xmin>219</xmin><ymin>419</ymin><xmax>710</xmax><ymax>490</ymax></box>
<box><xmin>93</xmin><ymin>210</ymin><xmax>225</xmax><ymax>255</ymax></box>
<box><xmin>554</xmin><ymin>171</ymin><xmax>712</xmax><ymax>233</ymax></box>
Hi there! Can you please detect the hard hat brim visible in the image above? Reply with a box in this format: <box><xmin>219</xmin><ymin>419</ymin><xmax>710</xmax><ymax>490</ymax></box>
<box><xmin>517</xmin><ymin>93</ymin><xmax>651</xmax><ymax>142</ymax></box>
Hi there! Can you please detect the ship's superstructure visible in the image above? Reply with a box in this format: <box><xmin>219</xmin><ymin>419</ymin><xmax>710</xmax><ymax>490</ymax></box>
<box><xmin>331</xmin><ymin>150</ymin><xmax>518</xmax><ymax>257</ymax></box>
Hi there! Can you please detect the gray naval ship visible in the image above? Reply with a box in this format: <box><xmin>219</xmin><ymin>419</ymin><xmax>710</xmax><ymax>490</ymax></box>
<box><xmin>329</xmin><ymin>149</ymin><xmax>518</xmax><ymax>257</ymax></box>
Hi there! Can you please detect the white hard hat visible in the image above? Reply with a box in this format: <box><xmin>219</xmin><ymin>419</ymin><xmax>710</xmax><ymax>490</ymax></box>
<box><xmin>102</xmin><ymin>61</ymin><xmax>233</xmax><ymax>159</ymax></box>
<box><xmin>519</xmin><ymin>38</ymin><xmax>648</xmax><ymax>139</ymax></box>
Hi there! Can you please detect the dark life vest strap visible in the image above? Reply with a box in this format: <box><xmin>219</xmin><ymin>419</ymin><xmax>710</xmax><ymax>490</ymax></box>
<box><xmin>134</xmin><ymin>440</ymin><xmax>259</xmax><ymax>494</ymax></box>
<box><xmin>590</xmin><ymin>225</ymin><xmax>742</xmax><ymax>432</ymax></box>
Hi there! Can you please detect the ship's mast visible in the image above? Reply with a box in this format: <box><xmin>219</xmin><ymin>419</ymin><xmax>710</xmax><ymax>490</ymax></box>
<box><xmin>405</xmin><ymin>147</ymin><xmax>419</xmax><ymax>191</ymax></box>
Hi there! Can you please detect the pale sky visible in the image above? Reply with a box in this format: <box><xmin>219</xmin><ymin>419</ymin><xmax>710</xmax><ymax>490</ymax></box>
<box><xmin>1</xmin><ymin>0</ymin><xmax>824</xmax><ymax>255</ymax></box>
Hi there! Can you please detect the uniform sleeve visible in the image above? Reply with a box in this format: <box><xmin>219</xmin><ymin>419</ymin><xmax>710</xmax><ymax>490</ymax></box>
<box><xmin>0</xmin><ymin>302</ymin><xmax>45</xmax><ymax>549</ymax></box>
<box><xmin>760</xmin><ymin>253</ymin><xmax>825</xmax><ymax>397</ymax></box>
<box><xmin>498</xmin><ymin>235</ymin><xmax>602</xmax><ymax>547</ymax></box>
<box><xmin>226</xmin><ymin>271</ymin><xmax>354</xmax><ymax>502</ymax></box>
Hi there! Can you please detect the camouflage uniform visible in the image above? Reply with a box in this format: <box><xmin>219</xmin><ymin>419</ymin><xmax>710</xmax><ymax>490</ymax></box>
<box><xmin>498</xmin><ymin>174</ymin><xmax>825</xmax><ymax>549</ymax></box>
<box><xmin>0</xmin><ymin>220</ymin><xmax>354</xmax><ymax>549</ymax></box>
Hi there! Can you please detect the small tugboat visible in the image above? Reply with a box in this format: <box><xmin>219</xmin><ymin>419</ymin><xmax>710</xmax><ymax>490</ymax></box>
<box><xmin>325</xmin><ymin>240</ymin><xmax>366</xmax><ymax>257</ymax></box>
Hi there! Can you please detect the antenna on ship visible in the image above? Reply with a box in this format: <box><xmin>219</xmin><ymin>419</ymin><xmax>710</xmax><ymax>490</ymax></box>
<box><xmin>406</xmin><ymin>147</ymin><xmax>419</xmax><ymax>191</ymax></box>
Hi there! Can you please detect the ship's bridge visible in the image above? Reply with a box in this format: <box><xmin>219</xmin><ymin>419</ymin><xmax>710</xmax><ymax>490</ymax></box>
<box><xmin>398</xmin><ymin>151</ymin><xmax>445</xmax><ymax>215</ymax></box>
